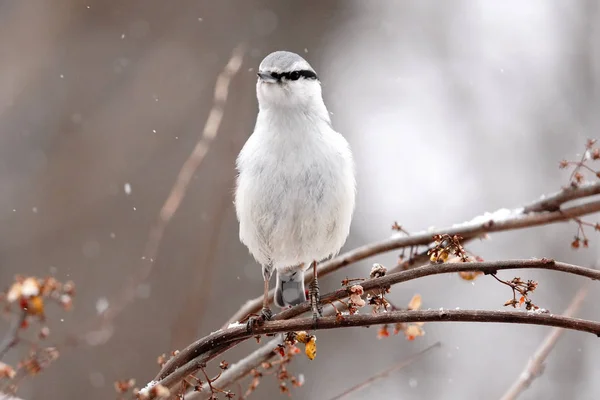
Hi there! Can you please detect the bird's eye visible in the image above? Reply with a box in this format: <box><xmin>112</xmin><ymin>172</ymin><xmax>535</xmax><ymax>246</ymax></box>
<box><xmin>289</xmin><ymin>71</ymin><xmax>300</xmax><ymax>80</ymax></box>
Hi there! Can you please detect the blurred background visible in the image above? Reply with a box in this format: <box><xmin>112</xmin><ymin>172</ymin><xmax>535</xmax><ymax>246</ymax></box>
<box><xmin>1</xmin><ymin>1</ymin><xmax>599</xmax><ymax>399</ymax></box>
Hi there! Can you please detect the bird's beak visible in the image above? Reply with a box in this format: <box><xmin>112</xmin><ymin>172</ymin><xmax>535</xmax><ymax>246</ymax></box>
<box><xmin>257</xmin><ymin>71</ymin><xmax>278</xmax><ymax>83</ymax></box>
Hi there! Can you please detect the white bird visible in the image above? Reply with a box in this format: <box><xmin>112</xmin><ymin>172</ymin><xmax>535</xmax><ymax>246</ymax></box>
<box><xmin>235</xmin><ymin>50</ymin><xmax>356</xmax><ymax>326</ymax></box>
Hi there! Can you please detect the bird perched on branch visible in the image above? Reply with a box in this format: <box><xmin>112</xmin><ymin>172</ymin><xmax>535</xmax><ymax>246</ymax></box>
<box><xmin>235</xmin><ymin>50</ymin><xmax>356</xmax><ymax>328</ymax></box>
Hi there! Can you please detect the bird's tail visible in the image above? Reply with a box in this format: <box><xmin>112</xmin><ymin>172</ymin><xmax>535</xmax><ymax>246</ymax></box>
<box><xmin>274</xmin><ymin>269</ymin><xmax>306</xmax><ymax>308</ymax></box>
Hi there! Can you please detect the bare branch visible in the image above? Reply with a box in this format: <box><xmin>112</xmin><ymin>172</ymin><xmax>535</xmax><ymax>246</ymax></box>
<box><xmin>328</xmin><ymin>341</ymin><xmax>441</xmax><ymax>400</ymax></box>
<box><xmin>154</xmin><ymin>259</ymin><xmax>600</xmax><ymax>396</ymax></box>
<box><xmin>77</xmin><ymin>44</ymin><xmax>247</xmax><ymax>339</ymax></box>
<box><xmin>0</xmin><ymin>311</ymin><xmax>26</xmax><ymax>361</ymax></box>
<box><xmin>225</xmin><ymin>188</ymin><xmax>600</xmax><ymax>326</ymax></box>
<box><xmin>523</xmin><ymin>181</ymin><xmax>600</xmax><ymax>213</ymax></box>
<box><xmin>147</xmin><ymin>309</ymin><xmax>600</xmax><ymax>399</ymax></box>
<box><xmin>275</xmin><ymin>259</ymin><xmax>600</xmax><ymax>321</ymax></box>
<box><xmin>499</xmin><ymin>284</ymin><xmax>589</xmax><ymax>400</ymax></box>
<box><xmin>188</xmin><ymin>259</ymin><xmax>592</xmax><ymax>398</ymax></box>
<box><xmin>157</xmin><ymin>258</ymin><xmax>600</xmax><ymax>392</ymax></box>
<box><xmin>185</xmin><ymin>337</ymin><xmax>282</xmax><ymax>399</ymax></box>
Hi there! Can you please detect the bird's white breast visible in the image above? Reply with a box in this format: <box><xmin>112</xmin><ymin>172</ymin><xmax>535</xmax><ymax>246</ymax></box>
<box><xmin>235</xmin><ymin>111</ymin><xmax>355</xmax><ymax>271</ymax></box>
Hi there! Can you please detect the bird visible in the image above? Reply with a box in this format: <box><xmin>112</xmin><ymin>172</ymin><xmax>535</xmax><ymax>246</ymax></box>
<box><xmin>234</xmin><ymin>50</ymin><xmax>356</xmax><ymax>328</ymax></box>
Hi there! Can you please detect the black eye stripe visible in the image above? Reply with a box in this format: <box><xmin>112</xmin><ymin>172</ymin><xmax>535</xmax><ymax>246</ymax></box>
<box><xmin>271</xmin><ymin>70</ymin><xmax>318</xmax><ymax>81</ymax></box>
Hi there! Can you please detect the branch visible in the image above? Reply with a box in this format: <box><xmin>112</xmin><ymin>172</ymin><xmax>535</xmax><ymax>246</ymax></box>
<box><xmin>328</xmin><ymin>341</ymin><xmax>441</xmax><ymax>400</ymax></box>
<box><xmin>147</xmin><ymin>309</ymin><xmax>600</xmax><ymax>399</ymax></box>
<box><xmin>187</xmin><ymin>259</ymin><xmax>595</xmax><ymax>399</ymax></box>
<box><xmin>523</xmin><ymin>181</ymin><xmax>600</xmax><ymax>213</ymax></box>
<box><xmin>162</xmin><ymin>259</ymin><xmax>600</xmax><ymax>383</ymax></box>
<box><xmin>77</xmin><ymin>44</ymin><xmax>247</xmax><ymax>340</ymax></box>
<box><xmin>151</xmin><ymin>259</ymin><xmax>600</xmax><ymax>397</ymax></box>
<box><xmin>185</xmin><ymin>337</ymin><xmax>282</xmax><ymax>399</ymax></box>
<box><xmin>225</xmin><ymin>186</ymin><xmax>600</xmax><ymax>326</ymax></box>
<box><xmin>0</xmin><ymin>311</ymin><xmax>26</xmax><ymax>361</ymax></box>
<box><xmin>499</xmin><ymin>284</ymin><xmax>589</xmax><ymax>400</ymax></box>
<box><xmin>274</xmin><ymin>259</ymin><xmax>600</xmax><ymax>321</ymax></box>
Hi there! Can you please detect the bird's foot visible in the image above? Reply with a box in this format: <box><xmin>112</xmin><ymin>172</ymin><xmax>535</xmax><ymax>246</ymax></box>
<box><xmin>309</xmin><ymin>279</ymin><xmax>323</xmax><ymax>330</ymax></box>
<box><xmin>246</xmin><ymin>307</ymin><xmax>273</xmax><ymax>333</ymax></box>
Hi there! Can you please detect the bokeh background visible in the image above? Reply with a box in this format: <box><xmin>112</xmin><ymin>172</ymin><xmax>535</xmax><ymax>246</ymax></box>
<box><xmin>1</xmin><ymin>1</ymin><xmax>599</xmax><ymax>399</ymax></box>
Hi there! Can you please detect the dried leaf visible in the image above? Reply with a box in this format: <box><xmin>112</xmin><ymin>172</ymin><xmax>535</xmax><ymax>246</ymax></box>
<box><xmin>459</xmin><ymin>270</ymin><xmax>483</xmax><ymax>281</ymax></box>
<box><xmin>304</xmin><ymin>336</ymin><xmax>317</xmax><ymax>360</ymax></box>
<box><xmin>404</xmin><ymin>324</ymin><xmax>425</xmax><ymax>341</ymax></box>
<box><xmin>407</xmin><ymin>294</ymin><xmax>422</xmax><ymax>311</ymax></box>
<box><xmin>377</xmin><ymin>325</ymin><xmax>390</xmax><ymax>339</ymax></box>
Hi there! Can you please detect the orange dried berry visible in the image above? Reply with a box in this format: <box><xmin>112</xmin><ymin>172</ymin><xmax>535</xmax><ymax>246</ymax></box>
<box><xmin>23</xmin><ymin>358</ymin><xmax>42</xmax><ymax>375</ymax></box>
<box><xmin>559</xmin><ymin>160</ymin><xmax>569</xmax><ymax>169</ymax></box>
<box><xmin>439</xmin><ymin>250</ymin><xmax>449</xmax><ymax>263</ymax></box>
<box><xmin>0</xmin><ymin>362</ymin><xmax>16</xmax><ymax>379</ymax></box>
<box><xmin>151</xmin><ymin>383</ymin><xmax>170</xmax><ymax>397</ymax></box>
<box><xmin>27</xmin><ymin>296</ymin><xmax>45</xmax><ymax>316</ymax></box>
<box><xmin>114</xmin><ymin>379</ymin><xmax>135</xmax><ymax>393</ymax></box>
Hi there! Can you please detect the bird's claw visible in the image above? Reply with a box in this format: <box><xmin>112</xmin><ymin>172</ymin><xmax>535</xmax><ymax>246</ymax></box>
<box><xmin>261</xmin><ymin>306</ymin><xmax>273</xmax><ymax>321</ymax></box>
<box><xmin>246</xmin><ymin>307</ymin><xmax>273</xmax><ymax>333</ymax></box>
<box><xmin>309</xmin><ymin>279</ymin><xmax>322</xmax><ymax>330</ymax></box>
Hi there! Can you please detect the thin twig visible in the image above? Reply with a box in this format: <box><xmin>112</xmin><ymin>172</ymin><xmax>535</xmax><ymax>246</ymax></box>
<box><xmin>0</xmin><ymin>311</ymin><xmax>26</xmax><ymax>361</ymax></box>
<box><xmin>499</xmin><ymin>284</ymin><xmax>589</xmax><ymax>400</ymax></box>
<box><xmin>328</xmin><ymin>341</ymin><xmax>441</xmax><ymax>400</ymax></box>
<box><xmin>77</xmin><ymin>44</ymin><xmax>246</xmax><ymax>340</ymax></box>
<box><xmin>200</xmin><ymin>366</ymin><xmax>217</xmax><ymax>397</ymax></box>
<box><xmin>146</xmin><ymin>309</ymin><xmax>600</xmax><ymax>398</ymax></box>
<box><xmin>225</xmin><ymin>191</ymin><xmax>600</xmax><ymax>327</ymax></box>
<box><xmin>186</xmin><ymin>337</ymin><xmax>283</xmax><ymax>399</ymax></box>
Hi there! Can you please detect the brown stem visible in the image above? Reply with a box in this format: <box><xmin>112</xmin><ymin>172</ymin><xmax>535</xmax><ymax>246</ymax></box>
<box><xmin>75</xmin><ymin>44</ymin><xmax>247</xmax><ymax>341</ymax></box>
<box><xmin>568</xmin><ymin>150</ymin><xmax>590</xmax><ymax>183</ymax></box>
<box><xmin>274</xmin><ymin>259</ymin><xmax>600</xmax><ymax>321</ymax></box>
<box><xmin>0</xmin><ymin>310</ymin><xmax>27</xmax><ymax>361</ymax></box>
<box><xmin>225</xmin><ymin>193</ymin><xmax>600</xmax><ymax>327</ymax></box>
<box><xmin>160</xmin><ymin>258</ymin><xmax>600</xmax><ymax>387</ymax></box>
<box><xmin>152</xmin><ymin>258</ymin><xmax>600</xmax><ymax>398</ymax></box>
<box><xmin>147</xmin><ymin>309</ymin><xmax>600</xmax><ymax>399</ymax></box>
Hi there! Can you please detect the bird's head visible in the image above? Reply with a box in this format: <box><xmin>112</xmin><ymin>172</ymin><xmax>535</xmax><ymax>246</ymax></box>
<box><xmin>256</xmin><ymin>51</ymin><xmax>323</xmax><ymax>110</ymax></box>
